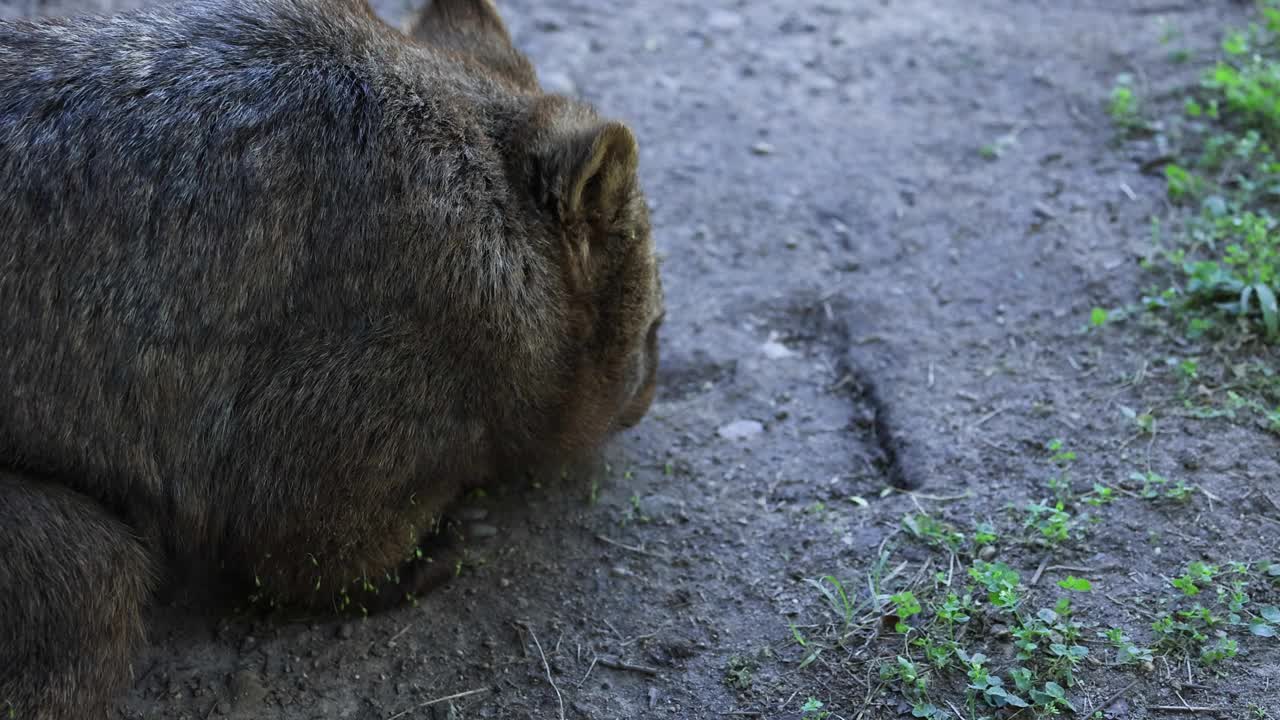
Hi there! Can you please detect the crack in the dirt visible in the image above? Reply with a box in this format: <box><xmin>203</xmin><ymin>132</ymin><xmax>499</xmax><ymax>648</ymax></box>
<box><xmin>775</xmin><ymin>295</ymin><xmax>923</xmax><ymax>492</ymax></box>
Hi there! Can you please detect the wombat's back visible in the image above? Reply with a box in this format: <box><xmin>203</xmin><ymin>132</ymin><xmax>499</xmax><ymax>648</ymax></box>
<box><xmin>0</xmin><ymin>0</ymin><xmax>558</xmax><ymax>551</ymax></box>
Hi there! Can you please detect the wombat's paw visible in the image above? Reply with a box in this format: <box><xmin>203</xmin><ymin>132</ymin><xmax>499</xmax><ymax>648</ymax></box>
<box><xmin>350</xmin><ymin>514</ymin><xmax>471</xmax><ymax>615</ymax></box>
<box><xmin>354</xmin><ymin>551</ymin><xmax>459</xmax><ymax>614</ymax></box>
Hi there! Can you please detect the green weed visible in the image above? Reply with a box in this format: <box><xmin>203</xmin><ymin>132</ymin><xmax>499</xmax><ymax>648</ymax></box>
<box><xmin>723</xmin><ymin>654</ymin><xmax>757</xmax><ymax>690</ymax></box>
<box><xmin>1109</xmin><ymin>74</ymin><xmax>1144</xmax><ymax>132</ymax></box>
<box><xmin>902</xmin><ymin>512</ymin><xmax>966</xmax><ymax>552</ymax></box>
<box><xmin>800</xmin><ymin>698</ymin><xmax>831</xmax><ymax>719</ymax></box>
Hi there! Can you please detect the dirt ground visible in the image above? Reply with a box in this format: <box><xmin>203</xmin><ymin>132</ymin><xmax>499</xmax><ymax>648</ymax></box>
<box><xmin>4</xmin><ymin>0</ymin><xmax>1279</xmax><ymax>718</ymax></box>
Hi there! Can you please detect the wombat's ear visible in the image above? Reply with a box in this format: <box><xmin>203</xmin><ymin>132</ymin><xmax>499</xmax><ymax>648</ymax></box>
<box><xmin>557</xmin><ymin>122</ymin><xmax>640</xmax><ymax>226</ymax></box>
<box><xmin>408</xmin><ymin>0</ymin><xmax>538</xmax><ymax>89</ymax></box>
<box><xmin>409</xmin><ymin>0</ymin><xmax>510</xmax><ymax>43</ymax></box>
<box><xmin>540</xmin><ymin>120</ymin><xmax>640</xmax><ymax>288</ymax></box>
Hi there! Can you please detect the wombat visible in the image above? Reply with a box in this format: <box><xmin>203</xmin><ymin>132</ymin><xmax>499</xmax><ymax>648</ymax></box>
<box><xmin>0</xmin><ymin>0</ymin><xmax>665</xmax><ymax>716</ymax></box>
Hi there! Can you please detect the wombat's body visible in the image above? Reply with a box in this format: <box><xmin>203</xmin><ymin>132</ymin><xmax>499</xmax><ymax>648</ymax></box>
<box><xmin>0</xmin><ymin>0</ymin><xmax>663</xmax><ymax>716</ymax></box>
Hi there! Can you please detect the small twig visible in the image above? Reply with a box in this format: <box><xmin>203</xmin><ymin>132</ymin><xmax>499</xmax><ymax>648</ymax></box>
<box><xmin>1045</xmin><ymin>564</ymin><xmax>1104</xmax><ymax>574</ymax></box>
<box><xmin>1117</xmin><ymin>431</ymin><xmax>1145</xmax><ymax>451</ymax></box>
<box><xmin>1030</xmin><ymin>555</ymin><xmax>1052</xmax><ymax>587</ymax></box>
<box><xmin>977</xmin><ymin>436</ymin><xmax>1016</xmax><ymax>454</ymax></box>
<box><xmin>1085</xmin><ymin>679</ymin><xmax>1139</xmax><ymax>718</ymax></box>
<box><xmin>890</xmin><ymin>488</ymin><xmax>972</xmax><ymax>503</ymax></box>
<box><xmin>388</xmin><ymin>622</ymin><xmax>415</xmax><ymax>643</ymax></box>
<box><xmin>576</xmin><ymin>655</ymin><xmax>599</xmax><ymax>688</ymax></box>
<box><xmin>1130</xmin><ymin>3</ymin><xmax>1200</xmax><ymax>14</ymax></box>
<box><xmin>519</xmin><ymin>623</ymin><xmax>566</xmax><ymax>720</ymax></box>
<box><xmin>595</xmin><ymin>534</ymin><xmax>670</xmax><ymax>561</ymax></box>
<box><xmin>1257</xmin><ymin>491</ymin><xmax>1280</xmax><ymax>516</ymax></box>
<box><xmin>1150</xmin><ymin>706</ymin><xmax>1227</xmax><ymax>714</ymax></box>
<box><xmin>969</xmin><ymin>406</ymin><xmax>1007</xmax><ymax>430</ymax></box>
<box><xmin>620</xmin><ymin>631</ymin><xmax>660</xmax><ymax>647</ymax></box>
<box><xmin>511</xmin><ymin>622</ymin><xmax>530</xmax><ymax>658</ymax></box>
<box><xmin>387</xmin><ymin>688</ymin><xmax>491</xmax><ymax>720</ymax></box>
<box><xmin>880</xmin><ymin>560</ymin><xmax>911</xmax><ymax>588</ymax></box>
<box><xmin>1176</xmin><ymin>689</ymin><xmax>1192</xmax><ymax>709</ymax></box>
<box><xmin>598</xmin><ymin>657</ymin><xmax>660</xmax><ymax>676</ymax></box>
<box><xmin>1106</xmin><ymin>593</ymin><xmax>1160</xmax><ymax>621</ymax></box>
<box><xmin>720</xmin><ymin>713</ymin><xmax>762</xmax><ymax>717</ymax></box>
<box><xmin>1197</xmin><ymin>486</ymin><xmax>1219</xmax><ymax>512</ymax></box>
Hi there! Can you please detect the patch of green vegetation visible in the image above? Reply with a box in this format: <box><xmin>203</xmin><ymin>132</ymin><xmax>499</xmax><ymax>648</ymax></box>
<box><xmin>799</xmin><ymin>698</ymin><xmax>832</xmax><ymax>719</ymax></box>
<box><xmin>1105</xmin><ymin>1</ymin><xmax>1280</xmax><ymax>433</ymax></box>
<box><xmin>1150</xmin><ymin>561</ymin><xmax>1280</xmax><ymax>669</ymax></box>
<box><xmin>1100</xmin><ymin>626</ymin><xmax>1155</xmax><ymax>668</ymax></box>
<box><xmin>786</xmin><ymin>434</ymin><xmax>1279</xmax><ymax>717</ymax></box>
<box><xmin>723</xmin><ymin>653</ymin><xmax>758</xmax><ymax>691</ymax></box>
<box><xmin>1132</xmin><ymin>470</ymin><xmax>1197</xmax><ymax>503</ymax></box>
<box><xmin>864</xmin><ymin>556</ymin><xmax>1097</xmax><ymax>717</ymax></box>
<box><xmin>902</xmin><ymin>512</ymin><xmax>965</xmax><ymax>552</ymax></box>
<box><xmin>807</xmin><ymin>574</ymin><xmax>856</xmax><ymax>634</ymax></box>
<box><xmin>621</xmin><ymin>491</ymin><xmax>651</xmax><ymax>525</ymax></box>
<box><xmin>1108</xmin><ymin>74</ymin><xmax>1145</xmax><ymax>134</ymax></box>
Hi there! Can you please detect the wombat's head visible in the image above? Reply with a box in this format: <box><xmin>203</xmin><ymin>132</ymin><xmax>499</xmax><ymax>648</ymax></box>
<box><xmin>527</xmin><ymin>100</ymin><xmax>664</xmax><ymax>439</ymax></box>
<box><xmin>409</xmin><ymin>0</ymin><xmax>664</xmax><ymax>442</ymax></box>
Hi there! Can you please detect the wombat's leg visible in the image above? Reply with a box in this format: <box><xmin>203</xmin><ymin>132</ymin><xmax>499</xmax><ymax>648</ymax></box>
<box><xmin>353</xmin><ymin>513</ymin><xmax>468</xmax><ymax>615</ymax></box>
<box><xmin>246</xmin><ymin>475</ymin><xmax>475</xmax><ymax>616</ymax></box>
<box><xmin>0</xmin><ymin>472</ymin><xmax>155</xmax><ymax>720</ymax></box>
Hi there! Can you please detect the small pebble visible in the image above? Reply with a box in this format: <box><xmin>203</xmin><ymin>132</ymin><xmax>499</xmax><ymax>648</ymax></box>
<box><xmin>706</xmin><ymin>9</ymin><xmax>744</xmax><ymax>31</ymax></box>
<box><xmin>718</xmin><ymin>419</ymin><xmax>763</xmax><ymax>440</ymax></box>
<box><xmin>455</xmin><ymin>507</ymin><xmax>489</xmax><ymax>522</ymax></box>
<box><xmin>230</xmin><ymin>669</ymin><xmax>267</xmax><ymax>709</ymax></box>
<box><xmin>468</xmin><ymin>523</ymin><xmax>499</xmax><ymax>539</ymax></box>
<box><xmin>760</xmin><ymin>333</ymin><xmax>796</xmax><ymax>359</ymax></box>
<box><xmin>337</xmin><ymin>624</ymin><xmax>354</xmax><ymax>640</ymax></box>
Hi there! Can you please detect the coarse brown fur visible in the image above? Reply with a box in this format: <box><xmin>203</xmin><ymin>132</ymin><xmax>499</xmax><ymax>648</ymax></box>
<box><xmin>0</xmin><ymin>0</ymin><xmax>665</xmax><ymax>716</ymax></box>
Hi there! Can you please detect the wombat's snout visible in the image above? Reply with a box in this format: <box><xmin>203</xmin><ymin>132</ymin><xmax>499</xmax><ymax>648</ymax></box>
<box><xmin>615</xmin><ymin>320</ymin><xmax>660</xmax><ymax>430</ymax></box>
<box><xmin>617</xmin><ymin>376</ymin><xmax>656</xmax><ymax>429</ymax></box>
